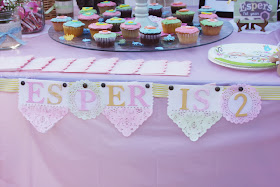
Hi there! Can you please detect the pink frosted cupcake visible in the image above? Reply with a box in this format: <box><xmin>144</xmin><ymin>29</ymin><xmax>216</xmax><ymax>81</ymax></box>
<box><xmin>88</xmin><ymin>22</ymin><xmax>113</xmax><ymax>39</ymax></box>
<box><xmin>198</xmin><ymin>12</ymin><xmax>218</xmax><ymax>22</ymax></box>
<box><xmin>171</xmin><ymin>2</ymin><xmax>187</xmax><ymax>14</ymax></box>
<box><xmin>97</xmin><ymin>1</ymin><xmax>117</xmax><ymax>14</ymax></box>
<box><xmin>175</xmin><ymin>26</ymin><xmax>199</xmax><ymax>44</ymax></box>
<box><xmin>102</xmin><ymin>9</ymin><xmax>121</xmax><ymax>21</ymax></box>
<box><xmin>120</xmin><ymin>21</ymin><xmax>141</xmax><ymax>38</ymax></box>
<box><xmin>78</xmin><ymin>12</ymin><xmax>100</xmax><ymax>28</ymax></box>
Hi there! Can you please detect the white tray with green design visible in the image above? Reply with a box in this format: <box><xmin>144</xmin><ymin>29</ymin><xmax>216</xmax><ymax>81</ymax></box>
<box><xmin>208</xmin><ymin>43</ymin><xmax>277</xmax><ymax>70</ymax></box>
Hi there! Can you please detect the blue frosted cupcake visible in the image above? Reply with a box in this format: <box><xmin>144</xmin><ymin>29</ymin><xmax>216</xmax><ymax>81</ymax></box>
<box><xmin>139</xmin><ymin>26</ymin><xmax>161</xmax><ymax>45</ymax></box>
<box><xmin>105</xmin><ymin>17</ymin><xmax>125</xmax><ymax>32</ymax></box>
<box><xmin>116</xmin><ymin>4</ymin><xmax>132</xmax><ymax>18</ymax></box>
<box><xmin>51</xmin><ymin>16</ymin><xmax>72</xmax><ymax>31</ymax></box>
<box><xmin>63</xmin><ymin>20</ymin><xmax>85</xmax><ymax>37</ymax></box>
<box><xmin>148</xmin><ymin>3</ymin><xmax>163</xmax><ymax>17</ymax></box>
<box><xmin>198</xmin><ymin>6</ymin><xmax>216</xmax><ymax>14</ymax></box>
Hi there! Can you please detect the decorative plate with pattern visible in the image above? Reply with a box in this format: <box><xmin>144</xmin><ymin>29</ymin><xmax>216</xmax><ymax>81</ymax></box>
<box><xmin>208</xmin><ymin>43</ymin><xmax>278</xmax><ymax>70</ymax></box>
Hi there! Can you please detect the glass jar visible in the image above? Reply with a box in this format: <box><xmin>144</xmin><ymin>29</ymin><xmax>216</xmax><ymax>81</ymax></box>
<box><xmin>55</xmin><ymin>0</ymin><xmax>74</xmax><ymax>18</ymax></box>
<box><xmin>19</xmin><ymin>0</ymin><xmax>45</xmax><ymax>34</ymax></box>
<box><xmin>0</xmin><ymin>9</ymin><xmax>23</xmax><ymax>49</ymax></box>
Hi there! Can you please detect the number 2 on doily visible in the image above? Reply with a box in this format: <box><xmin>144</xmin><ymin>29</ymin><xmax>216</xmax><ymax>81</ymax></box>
<box><xmin>234</xmin><ymin>93</ymin><xmax>248</xmax><ymax>117</ymax></box>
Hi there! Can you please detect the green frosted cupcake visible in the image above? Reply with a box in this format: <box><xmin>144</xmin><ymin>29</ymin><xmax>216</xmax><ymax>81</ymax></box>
<box><xmin>200</xmin><ymin>19</ymin><xmax>223</xmax><ymax>36</ymax></box>
<box><xmin>116</xmin><ymin>4</ymin><xmax>132</xmax><ymax>18</ymax></box>
<box><xmin>174</xmin><ymin>9</ymin><xmax>195</xmax><ymax>24</ymax></box>
<box><xmin>105</xmin><ymin>17</ymin><xmax>125</xmax><ymax>32</ymax></box>
<box><xmin>161</xmin><ymin>16</ymin><xmax>182</xmax><ymax>34</ymax></box>
<box><xmin>94</xmin><ymin>30</ymin><xmax>117</xmax><ymax>48</ymax></box>
<box><xmin>79</xmin><ymin>7</ymin><xmax>97</xmax><ymax>14</ymax></box>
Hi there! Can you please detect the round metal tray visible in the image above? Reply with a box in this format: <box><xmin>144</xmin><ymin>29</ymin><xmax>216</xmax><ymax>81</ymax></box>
<box><xmin>48</xmin><ymin>21</ymin><xmax>233</xmax><ymax>52</ymax></box>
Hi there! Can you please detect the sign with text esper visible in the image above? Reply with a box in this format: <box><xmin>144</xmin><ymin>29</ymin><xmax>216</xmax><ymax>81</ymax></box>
<box><xmin>234</xmin><ymin>0</ymin><xmax>278</xmax><ymax>23</ymax></box>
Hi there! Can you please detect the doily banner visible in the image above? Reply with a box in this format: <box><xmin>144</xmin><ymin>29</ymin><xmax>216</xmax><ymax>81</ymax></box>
<box><xmin>101</xmin><ymin>82</ymin><xmax>154</xmax><ymax>137</ymax></box>
<box><xmin>68</xmin><ymin>80</ymin><xmax>105</xmax><ymax>120</ymax></box>
<box><xmin>222</xmin><ymin>84</ymin><xmax>262</xmax><ymax>124</ymax></box>
<box><xmin>18</xmin><ymin>79</ymin><xmax>69</xmax><ymax>133</ymax></box>
<box><xmin>167</xmin><ymin>84</ymin><xmax>224</xmax><ymax>141</ymax></box>
<box><xmin>17</xmin><ymin>79</ymin><xmax>263</xmax><ymax>141</ymax></box>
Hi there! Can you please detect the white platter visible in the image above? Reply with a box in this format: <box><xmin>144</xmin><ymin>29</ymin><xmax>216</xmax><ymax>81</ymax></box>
<box><xmin>208</xmin><ymin>43</ymin><xmax>277</xmax><ymax>70</ymax></box>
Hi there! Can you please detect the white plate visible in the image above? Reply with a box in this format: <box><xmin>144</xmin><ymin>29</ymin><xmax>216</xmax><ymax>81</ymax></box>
<box><xmin>208</xmin><ymin>43</ymin><xmax>277</xmax><ymax>70</ymax></box>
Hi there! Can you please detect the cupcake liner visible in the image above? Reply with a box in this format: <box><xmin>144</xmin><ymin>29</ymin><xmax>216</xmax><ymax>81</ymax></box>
<box><xmin>176</xmin><ymin>31</ymin><xmax>199</xmax><ymax>44</ymax></box>
<box><xmin>63</xmin><ymin>25</ymin><xmax>84</xmax><ymax>37</ymax></box>
<box><xmin>94</xmin><ymin>37</ymin><xmax>116</xmax><ymax>48</ymax></box>
<box><xmin>201</xmin><ymin>25</ymin><xmax>222</xmax><ymax>36</ymax></box>
<box><xmin>171</xmin><ymin>6</ymin><xmax>187</xmax><ymax>14</ymax></box>
<box><xmin>149</xmin><ymin>9</ymin><xmax>162</xmax><ymax>17</ymax></box>
<box><xmin>121</xmin><ymin>28</ymin><xmax>139</xmax><ymax>39</ymax></box>
<box><xmin>162</xmin><ymin>22</ymin><xmax>182</xmax><ymax>34</ymax></box>
<box><xmin>140</xmin><ymin>33</ymin><xmax>161</xmax><ymax>45</ymax></box>
<box><xmin>52</xmin><ymin>22</ymin><xmax>64</xmax><ymax>32</ymax></box>
<box><xmin>99</xmin><ymin>6</ymin><xmax>116</xmax><ymax>14</ymax></box>
<box><xmin>175</xmin><ymin>14</ymin><xmax>194</xmax><ymax>24</ymax></box>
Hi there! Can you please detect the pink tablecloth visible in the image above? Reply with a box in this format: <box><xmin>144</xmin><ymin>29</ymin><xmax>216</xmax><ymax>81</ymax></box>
<box><xmin>1</xmin><ymin>17</ymin><xmax>280</xmax><ymax>187</ymax></box>
<box><xmin>1</xmin><ymin>92</ymin><xmax>280</xmax><ymax>187</ymax></box>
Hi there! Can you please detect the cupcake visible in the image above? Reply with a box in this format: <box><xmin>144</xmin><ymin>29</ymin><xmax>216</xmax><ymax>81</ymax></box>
<box><xmin>198</xmin><ymin>6</ymin><xmax>216</xmax><ymax>14</ymax></box>
<box><xmin>116</xmin><ymin>4</ymin><xmax>132</xmax><ymax>18</ymax></box>
<box><xmin>148</xmin><ymin>3</ymin><xmax>163</xmax><ymax>17</ymax></box>
<box><xmin>120</xmin><ymin>21</ymin><xmax>141</xmax><ymax>39</ymax></box>
<box><xmin>102</xmin><ymin>9</ymin><xmax>121</xmax><ymax>21</ymax></box>
<box><xmin>94</xmin><ymin>30</ymin><xmax>117</xmax><ymax>48</ymax></box>
<box><xmin>63</xmin><ymin>20</ymin><xmax>85</xmax><ymax>37</ymax></box>
<box><xmin>198</xmin><ymin>12</ymin><xmax>218</xmax><ymax>22</ymax></box>
<box><xmin>97</xmin><ymin>1</ymin><xmax>117</xmax><ymax>14</ymax></box>
<box><xmin>78</xmin><ymin>12</ymin><xmax>100</xmax><ymax>28</ymax></box>
<box><xmin>105</xmin><ymin>17</ymin><xmax>125</xmax><ymax>32</ymax></box>
<box><xmin>171</xmin><ymin>2</ymin><xmax>187</xmax><ymax>14</ymax></box>
<box><xmin>139</xmin><ymin>26</ymin><xmax>161</xmax><ymax>45</ymax></box>
<box><xmin>161</xmin><ymin>16</ymin><xmax>182</xmax><ymax>34</ymax></box>
<box><xmin>79</xmin><ymin>7</ymin><xmax>97</xmax><ymax>14</ymax></box>
<box><xmin>174</xmin><ymin>9</ymin><xmax>195</xmax><ymax>24</ymax></box>
<box><xmin>88</xmin><ymin>22</ymin><xmax>113</xmax><ymax>39</ymax></box>
<box><xmin>51</xmin><ymin>16</ymin><xmax>72</xmax><ymax>32</ymax></box>
<box><xmin>200</xmin><ymin>19</ymin><xmax>223</xmax><ymax>36</ymax></box>
<box><xmin>175</xmin><ymin>26</ymin><xmax>199</xmax><ymax>44</ymax></box>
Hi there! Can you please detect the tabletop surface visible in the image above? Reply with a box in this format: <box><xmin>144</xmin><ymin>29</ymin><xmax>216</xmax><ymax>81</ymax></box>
<box><xmin>1</xmin><ymin>17</ymin><xmax>280</xmax><ymax>86</ymax></box>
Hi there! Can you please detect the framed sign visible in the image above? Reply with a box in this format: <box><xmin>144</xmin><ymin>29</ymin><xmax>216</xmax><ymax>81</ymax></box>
<box><xmin>234</xmin><ymin>0</ymin><xmax>278</xmax><ymax>23</ymax></box>
<box><xmin>199</xmin><ymin>0</ymin><xmax>234</xmax><ymax>18</ymax></box>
